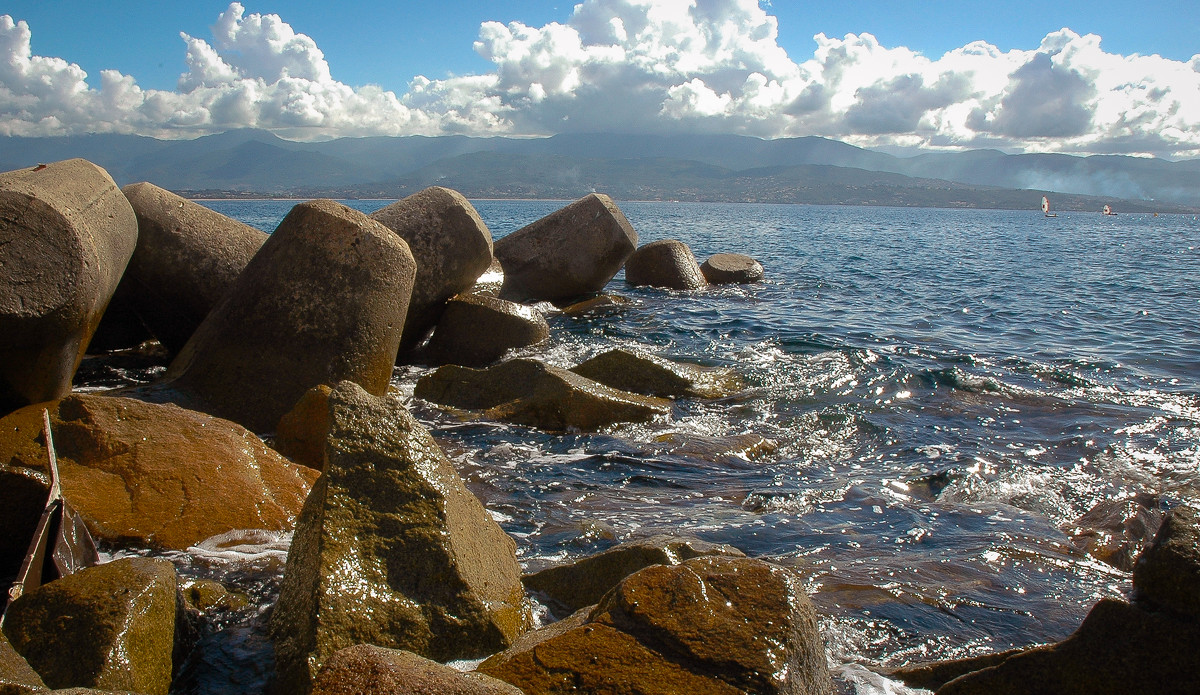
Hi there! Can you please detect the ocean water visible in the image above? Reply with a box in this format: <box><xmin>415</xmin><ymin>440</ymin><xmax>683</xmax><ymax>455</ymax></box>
<box><xmin>175</xmin><ymin>200</ymin><xmax>1200</xmax><ymax>693</ymax></box>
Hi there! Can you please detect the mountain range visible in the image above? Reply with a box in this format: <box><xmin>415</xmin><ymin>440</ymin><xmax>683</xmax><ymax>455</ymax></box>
<box><xmin>3</xmin><ymin>129</ymin><xmax>1198</xmax><ymax>212</ymax></box>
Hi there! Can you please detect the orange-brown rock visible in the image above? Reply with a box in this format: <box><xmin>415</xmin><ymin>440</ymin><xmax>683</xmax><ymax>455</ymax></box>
<box><xmin>273</xmin><ymin>384</ymin><xmax>334</xmax><ymax>470</ymax></box>
<box><xmin>482</xmin><ymin>556</ymin><xmax>833</xmax><ymax>695</ymax></box>
<box><xmin>523</xmin><ymin>535</ymin><xmax>745</xmax><ymax>615</ymax></box>
<box><xmin>312</xmin><ymin>644</ymin><xmax>522</xmax><ymax>695</ymax></box>
<box><xmin>0</xmin><ymin>394</ymin><xmax>319</xmax><ymax>551</ymax></box>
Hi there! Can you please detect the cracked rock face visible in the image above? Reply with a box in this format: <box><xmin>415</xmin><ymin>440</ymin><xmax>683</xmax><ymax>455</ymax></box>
<box><xmin>0</xmin><ymin>394</ymin><xmax>318</xmax><ymax>553</ymax></box>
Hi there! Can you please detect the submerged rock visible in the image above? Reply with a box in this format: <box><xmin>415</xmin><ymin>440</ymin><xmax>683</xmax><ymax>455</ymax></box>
<box><xmin>414</xmin><ymin>359</ymin><xmax>671</xmax><ymax>432</ymax></box>
<box><xmin>311</xmin><ymin>644</ymin><xmax>522</xmax><ymax>695</ymax></box>
<box><xmin>625</xmin><ymin>239</ymin><xmax>707</xmax><ymax>291</ymax></box>
<box><xmin>1066</xmin><ymin>492</ymin><xmax>1164</xmax><ymax>571</ymax></box>
<box><xmin>570</xmin><ymin>348</ymin><xmax>743</xmax><ymax>399</ymax></box>
<box><xmin>701</xmin><ymin>253</ymin><xmax>764</xmax><ymax>284</ymax></box>
<box><xmin>523</xmin><ymin>535</ymin><xmax>746</xmax><ymax>615</ymax></box>
<box><xmin>164</xmin><ymin>199</ymin><xmax>415</xmax><ymax>433</ymax></box>
<box><xmin>424</xmin><ymin>293</ymin><xmax>550</xmax><ymax>367</ymax></box>
<box><xmin>559</xmin><ymin>293</ymin><xmax>632</xmax><ymax>317</ymax></box>
<box><xmin>494</xmin><ymin>194</ymin><xmax>637</xmax><ymax>303</ymax></box>
<box><xmin>0</xmin><ymin>394</ymin><xmax>318</xmax><ymax>551</ymax></box>
<box><xmin>270</xmin><ymin>381</ymin><xmax>530</xmax><ymax>694</ymax></box>
<box><xmin>652</xmin><ymin>431</ymin><xmax>778</xmax><ymax>464</ymax></box>
<box><xmin>2</xmin><ymin>558</ymin><xmax>178</xmax><ymax>694</ymax></box>
<box><xmin>118</xmin><ymin>183</ymin><xmax>268</xmax><ymax>355</ymax></box>
<box><xmin>481</xmin><ymin>556</ymin><xmax>833</xmax><ymax>695</ymax></box>
<box><xmin>0</xmin><ymin>159</ymin><xmax>138</xmax><ymax>416</ymax></box>
<box><xmin>368</xmin><ymin>187</ymin><xmax>494</xmax><ymax>352</ymax></box>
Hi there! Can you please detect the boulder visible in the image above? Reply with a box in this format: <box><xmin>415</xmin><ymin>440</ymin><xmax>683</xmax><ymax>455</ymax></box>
<box><xmin>273</xmin><ymin>384</ymin><xmax>334</xmax><ymax>471</ymax></box>
<box><xmin>494</xmin><ymin>194</ymin><xmax>637</xmax><ymax>303</ymax></box>
<box><xmin>424</xmin><ymin>294</ymin><xmax>549</xmax><ymax>367</ymax></box>
<box><xmin>118</xmin><ymin>183</ymin><xmax>268</xmax><ymax>355</ymax></box>
<box><xmin>935</xmin><ymin>598</ymin><xmax>1200</xmax><ymax>695</ymax></box>
<box><xmin>312</xmin><ymin>644</ymin><xmax>522</xmax><ymax>695</ymax></box>
<box><xmin>889</xmin><ymin>649</ymin><xmax>1026</xmax><ymax>692</ymax></box>
<box><xmin>1</xmin><ymin>630</ymin><xmax>46</xmax><ymax>695</ymax></box>
<box><xmin>625</xmin><ymin>239</ymin><xmax>707</xmax><ymax>291</ymax></box>
<box><xmin>414</xmin><ymin>359</ymin><xmax>671</xmax><ymax>432</ymax></box>
<box><xmin>481</xmin><ymin>556</ymin><xmax>833</xmax><ymax>695</ymax></box>
<box><xmin>700</xmin><ymin>253</ymin><xmax>764</xmax><ymax>284</ymax></box>
<box><xmin>270</xmin><ymin>381</ymin><xmax>531</xmax><ymax>694</ymax></box>
<box><xmin>0</xmin><ymin>394</ymin><xmax>318</xmax><ymax>551</ymax></box>
<box><xmin>1066</xmin><ymin>492</ymin><xmax>1164</xmax><ymax>571</ymax></box>
<box><xmin>1133</xmin><ymin>503</ymin><xmax>1200</xmax><ymax>619</ymax></box>
<box><xmin>570</xmin><ymin>348</ymin><xmax>743</xmax><ymax>399</ymax></box>
<box><xmin>523</xmin><ymin>535</ymin><xmax>746</xmax><ymax>615</ymax></box>
<box><xmin>164</xmin><ymin>199</ymin><xmax>415</xmax><ymax>433</ymax></box>
<box><xmin>0</xmin><ymin>159</ymin><xmax>138</xmax><ymax>416</ymax></box>
<box><xmin>368</xmin><ymin>187</ymin><xmax>494</xmax><ymax>352</ymax></box>
<box><xmin>2</xmin><ymin>558</ymin><xmax>178</xmax><ymax>694</ymax></box>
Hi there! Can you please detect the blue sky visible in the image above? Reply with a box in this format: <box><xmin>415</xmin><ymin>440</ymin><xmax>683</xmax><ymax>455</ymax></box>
<box><xmin>2</xmin><ymin>1</ymin><xmax>1198</xmax><ymax>157</ymax></box>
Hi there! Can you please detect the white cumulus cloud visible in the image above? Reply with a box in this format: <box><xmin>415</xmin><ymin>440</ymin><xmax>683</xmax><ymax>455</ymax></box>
<box><xmin>1</xmin><ymin>0</ymin><xmax>1199</xmax><ymax>157</ymax></box>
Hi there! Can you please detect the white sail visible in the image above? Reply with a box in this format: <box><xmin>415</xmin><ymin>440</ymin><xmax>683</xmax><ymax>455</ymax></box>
<box><xmin>1041</xmin><ymin>196</ymin><xmax>1050</xmax><ymax>214</ymax></box>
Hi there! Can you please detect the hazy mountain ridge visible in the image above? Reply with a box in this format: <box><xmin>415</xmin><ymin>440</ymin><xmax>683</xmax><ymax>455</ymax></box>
<box><xmin>2</xmin><ymin>130</ymin><xmax>1196</xmax><ymax>211</ymax></box>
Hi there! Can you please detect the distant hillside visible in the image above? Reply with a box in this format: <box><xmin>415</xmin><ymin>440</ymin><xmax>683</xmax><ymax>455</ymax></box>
<box><xmin>2</xmin><ymin>130</ymin><xmax>1196</xmax><ymax>212</ymax></box>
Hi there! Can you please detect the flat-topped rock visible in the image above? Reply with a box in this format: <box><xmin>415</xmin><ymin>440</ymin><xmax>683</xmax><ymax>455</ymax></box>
<box><xmin>368</xmin><ymin>187</ymin><xmax>494</xmax><ymax>352</ymax></box>
<box><xmin>164</xmin><ymin>199</ymin><xmax>415</xmax><ymax>433</ymax></box>
<box><xmin>119</xmin><ymin>182</ymin><xmax>268</xmax><ymax>355</ymax></box>
<box><xmin>414</xmin><ymin>359</ymin><xmax>671</xmax><ymax>432</ymax></box>
<box><xmin>625</xmin><ymin>239</ymin><xmax>707</xmax><ymax>291</ymax></box>
<box><xmin>424</xmin><ymin>293</ymin><xmax>549</xmax><ymax>367</ymax></box>
<box><xmin>494</xmin><ymin>194</ymin><xmax>637</xmax><ymax>303</ymax></box>
<box><xmin>701</xmin><ymin>253</ymin><xmax>764</xmax><ymax>284</ymax></box>
<box><xmin>570</xmin><ymin>348</ymin><xmax>743</xmax><ymax>399</ymax></box>
<box><xmin>0</xmin><ymin>159</ymin><xmax>138</xmax><ymax>416</ymax></box>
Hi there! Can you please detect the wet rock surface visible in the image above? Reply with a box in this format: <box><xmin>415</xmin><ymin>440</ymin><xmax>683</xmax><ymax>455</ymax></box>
<box><xmin>414</xmin><ymin>358</ymin><xmax>671</xmax><ymax>432</ymax></box>
<box><xmin>0</xmin><ymin>630</ymin><xmax>46</xmax><ymax>695</ymax></box>
<box><xmin>482</xmin><ymin>555</ymin><xmax>833</xmax><ymax>695</ymax></box>
<box><xmin>368</xmin><ymin>187</ymin><xmax>494</xmax><ymax>353</ymax></box>
<box><xmin>270</xmin><ymin>381</ymin><xmax>530</xmax><ymax>694</ymax></box>
<box><xmin>625</xmin><ymin>239</ymin><xmax>707</xmax><ymax>291</ymax></box>
<box><xmin>0</xmin><ymin>394</ymin><xmax>318</xmax><ymax>551</ymax></box>
<box><xmin>700</xmin><ymin>253</ymin><xmax>764</xmax><ymax>284</ymax></box>
<box><xmin>1</xmin><ymin>558</ymin><xmax>179</xmax><ymax>695</ymax></box>
<box><xmin>118</xmin><ymin>183</ymin><xmax>267</xmax><ymax>356</ymax></box>
<box><xmin>311</xmin><ymin>644</ymin><xmax>522</xmax><ymax>695</ymax></box>
<box><xmin>424</xmin><ymin>293</ymin><xmax>549</xmax><ymax>367</ymax></box>
<box><xmin>570</xmin><ymin>348</ymin><xmax>743</xmax><ymax>399</ymax></box>
<box><xmin>524</xmin><ymin>535</ymin><xmax>746</xmax><ymax>615</ymax></box>
<box><xmin>162</xmin><ymin>199</ymin><xmax>415</xmax><ymax>433</ymax></box>
<box><xmin>0</xmin><ymin>159</ymin><xmax>138</xmax><ymax>416</ymax></box>
<box><xmin>494</xmin><ymin>194</ymin><xmax>637</xmax><ymax>303</ymax></box>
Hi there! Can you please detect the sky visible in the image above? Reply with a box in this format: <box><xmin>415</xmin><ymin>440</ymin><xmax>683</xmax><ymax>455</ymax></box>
<box><xmin>2</xmin><ymin>0</ymin><xmax>1199</xmax><ymax>158</ymax></box>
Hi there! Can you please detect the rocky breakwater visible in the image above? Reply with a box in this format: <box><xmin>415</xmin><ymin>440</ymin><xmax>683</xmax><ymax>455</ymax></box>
<box><xmin>158</xmin><ymin>199</ymin><xmax>415</xmax><ymax>433</ymax></box>
<box><xmin>0</xmin><ymin>159</ymin><xmax>138</xmax><ymax>416</ymax></box>
<box><xmin>269</xmin><ymin>381</ymin><xmax>532</xmax><ymax>694</ymax></box>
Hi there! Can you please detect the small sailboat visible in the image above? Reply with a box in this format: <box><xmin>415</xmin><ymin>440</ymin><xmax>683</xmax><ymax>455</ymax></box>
<box><xmin>1102</xmin><ymin>204</ymin><xmax>1117</xmax><ymax>216</ymax></box>
<box><xmin>1042</xmin><ymin>196</ymin><xmax>1057</xmax><ymax>217</ymax></box>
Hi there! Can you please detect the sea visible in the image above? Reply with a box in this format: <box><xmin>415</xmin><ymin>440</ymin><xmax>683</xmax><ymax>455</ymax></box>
<box><xmin>142</xmin><ymin>200</ymin><xmax>1200</xmax><ymax>694</ymax></box>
